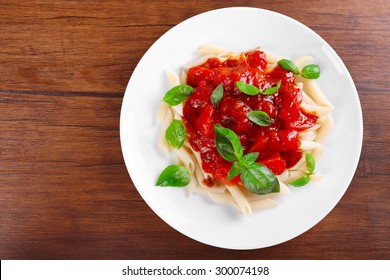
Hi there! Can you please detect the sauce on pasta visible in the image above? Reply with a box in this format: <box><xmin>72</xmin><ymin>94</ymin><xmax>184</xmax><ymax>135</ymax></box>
<box><xmin>183</xmin><ymin>50</ymin><xmax>318</xmax><ymax>185</ymax></box>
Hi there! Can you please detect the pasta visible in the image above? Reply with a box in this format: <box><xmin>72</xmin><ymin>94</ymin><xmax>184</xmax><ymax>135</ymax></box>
<box><xmin>156</xmin><ymin>45</ymin><xmax>333</xmax><ymax>214</ymax></box>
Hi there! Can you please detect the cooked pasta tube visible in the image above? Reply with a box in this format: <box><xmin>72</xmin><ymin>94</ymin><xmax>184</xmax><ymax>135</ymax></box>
<box><xmin>250</xmin><ymin>199</ymin><xmax>279</xmax><ymax>212</ymax></box>
<box><xmin>196</xmin><ymin>44</ymin><xmax>231</xmax><ymax>55</ymax></box>
<box><xmin>158</xmin><ymin>107</ymin><xmax>173</xmax><ymax>155</ymax></box>
<box><xmin>173</xmin><ymin>146</ymin><xmax>196</xmax><ymax>174</ymax></box>
<box><xmin>226</xmin><ymin>185</ymin><xmax>252</xmax><ymax>215</ymax></box>
<box><xmin>300</xmin><ymin>101</ymin><xmax>333</xmax><ymax>117</ymax></box>
<box><xmin>300</xmin><ymin>140</ymin><xmax>322</xmax><ymax>150</ymax></box>
<box><xmin>315</xmin><ymin>115</ymin><xmax>333</xmax><ymax>144</ymax></box>
<box><xmin>303</xmin><ymin>78</ymin><xmax>334</xmax><ymax>108</ymax></box>
<box><xmin>184</xmin><ymin>54</ymin><xmax>215</xmax><ymax>69</ymax></box>
<box><xmin>263</xmin><ymin>49</ymin><xmax>283</xmax><ymax>63</ymax></box>
<box><xmin>155</xmin><ymin>101</ymin><xmax>169</xmax><ymax>123</ymax></box>
<box><xmin>166</xmin><ymin>70</ymin><xmax>180</xmax><ymax>87</ymax></box>
<box><xmin>294</xmin><ymin>55</ymin><xmax>313</xmax><ymax>69</ymax></box>
<box><xmin>155</xmin><ymin>45</ymin><xmax>333</xmax><ymax>215</ymax></box>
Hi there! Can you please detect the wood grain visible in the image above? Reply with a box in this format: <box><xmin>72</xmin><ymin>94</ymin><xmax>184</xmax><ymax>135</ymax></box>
<box><xmin>0</xmin><ymin>0</ymin><xmax>389</xmax><ymax>259</ymax></box>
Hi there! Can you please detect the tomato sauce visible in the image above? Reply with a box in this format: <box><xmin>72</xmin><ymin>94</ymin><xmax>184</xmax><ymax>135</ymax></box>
<box><xmin>183</xmin><ymin>50</ymin><xmax>318</xmax><ymax>184</ymax></box>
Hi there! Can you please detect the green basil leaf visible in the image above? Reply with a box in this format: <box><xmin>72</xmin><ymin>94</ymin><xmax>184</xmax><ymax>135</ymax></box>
<box><xmin>214</xmin><ymin>124</ymin><xmax>243</xmax><ymax>162</ymax></box>
<box><xmin>236</xmin><ymin>81</ymin><xmax>260</xmax><ymax>95</ymax></box>
<box><xmin>305</xmin><ymin>153</ymin><xmax>316</xmax><ymax>174</ymax></box>
<box><xmin>226</xmin><ymin>161</ymin><xmax>243</xmax><ymax>180</ymax></box>
<box><xmin>240</xmin><ymin>163</ymin><xmax>280</xmax><ymax>194</ymax></box>
<box><xmin>247</xmin><ymin>110</ymin><xmax>271</xmax><ymax>126</ymax></box>
<box><xmin>262</xmin><ymin>80</ymin><xmax>281</xmax><ymax>95</ymax></box>
<box><xmin>210</xmin><ymin>84</ymin><xmax>224</xmax><ymax>107</ymax></box>
<box><xmin>289</xmin><ymin>175</ymin><xmax>310</xmax><ymax>187</ymax></box>
<box><xmin>165</xmin><ymin>119</ymin><xmax>186</xmax><ymax>149</ymax></box>
<box><xmin>156</xmin><ymin>164</ymin><xmax>190</xmax><ymax>187</ymax></box>
<box><xmin>239</xmin><ymin>152</ymin><xmax>259</xmax><ymax>167</ymax></box>
<box><xmin>277</xmin><ymin>59</ymin><xmax>300</xmax><ymax>74</ymax></box>
<box><xmin>163</xmin><ymin>85</ymin><xmax>193</xmax><ymax>106</ymax></box>
<box><xmin>301</xmin><ymin>64</ymin><xmax>321</xmax><ymax>79</ymax></box>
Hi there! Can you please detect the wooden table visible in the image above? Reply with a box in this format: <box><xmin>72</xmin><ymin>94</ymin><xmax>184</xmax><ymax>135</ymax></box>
<box><xmin>0</xmin><ymin>0</ymin><xmax>389</xmax><ymax>260</ymax></box>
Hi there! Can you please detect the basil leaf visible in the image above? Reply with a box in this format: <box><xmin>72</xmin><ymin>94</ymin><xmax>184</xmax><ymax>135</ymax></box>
<box><xmin>236</xmin><ymin>81</ymin><xmax>260</xmax><ymax>95</ymax></box>
<box><xmin>156</xmin><ymin>164</ymin><xmax>190</xmax><ymax>187</ymax></box>
<box><xmin>211</xmin><ymin>84</ymin><xmax>224</xmax><ymax>107</ymax></box>
<box><xmin>163</xmin><ymin>85</ymin><xmax>193</xmax><ymax>106</ymax></box>
<box><xmin>262</xmin><ymin>80</ymin><xmax>281</xmax><ymax>95</ymax></box>
<box><xmin>239</xmin><ymin>152</ymin><xmax>259</xmax><ymax>167</ymax></box>
<box><xmin>165</xmin><ymin>119</ymin><xmax>186</xmax><ymax>149</ymax></box>
<box><xmin>305</xmin><ymin>153</ymin><xmax>316</xmax><ymax>174</ymax></box>
<box><xmin>247</xmin><ymin>110</ymin><xmax>271</xmax><ymax>126</ymax></box>
<box><xmin>277</xmin><ymin>59</ymin><xmax>300</xmax><ymax>74</ymax></box>
<box><xmin>227</xmin><ymin>161</ymin><xmax>243</xmax><ymax>180</ymax></box>
<box><xmin>301</xmin><ymin>64</ymin><xmax>321</xmax><ymax>79</ymax></box>
<box><xmin>240</xmin><ymin>163</ymin><xmax>280</xmax><ymax>194</ymax></box>
<box><xmin>289</xmin><ymin>175</ymin><xmax>310</xmax><ymax>187</ymax></box>
<box><xmin>214</xmin><ymin>124</ymin><xmax>243</xmax><ymax>162</ymax></box>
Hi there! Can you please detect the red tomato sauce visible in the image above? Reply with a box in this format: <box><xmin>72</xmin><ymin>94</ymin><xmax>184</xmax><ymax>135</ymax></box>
<box><xmin>183</xmin><ymin>50</ymin><xmax>318</xmax><ymax>185</ymax></box>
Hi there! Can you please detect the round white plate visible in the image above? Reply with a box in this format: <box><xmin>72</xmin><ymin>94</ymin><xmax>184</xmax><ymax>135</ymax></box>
<box><xmin>120</xmin><ymin>7</ymin><xmax>362</xmax><ymax>249</ymax></box>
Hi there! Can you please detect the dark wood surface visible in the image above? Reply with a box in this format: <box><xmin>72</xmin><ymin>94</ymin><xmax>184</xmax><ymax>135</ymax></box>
<box><xmin>0</xmin><ymin>0</ymin><xmax>389</xmax><ymax>260</ymax></box>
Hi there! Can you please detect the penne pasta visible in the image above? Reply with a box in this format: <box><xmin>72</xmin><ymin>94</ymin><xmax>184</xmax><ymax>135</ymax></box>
<box><xmin>155</xmin><ymin>101</ymin><xmax>169</xmax><ymax>123</ymax></box>
<box><xmin>302</xmin><ymin>90</ymin><xmax>317</xmax><ymax>105</ymax></box>
<box><xmin>180</xmin><ymin>70</ymin><xmax>188</xmax><ymax>85</ymax></box>
<box><xmin>226</xmin><ymin>185</ymin><xmax>252</xmax><ymax>215</ymax></box>
<box><xmin>208</xmin><ymin>192</ymin><xmax>234</xmax><ymax>204</ymax></box>
<box><xmin>155</xmin><ymin>45</ymin><xmax>333</xmax><ymax>215</ymax></box>
<box><xmin>315</xmin><ymin>115</ymin><xmax>333</xmax><ymax>144</ymax></box>
<box><xmin>294</xmin><ymin>55</ymin><xmax>313</xmax><ymax>69</ymax></box>
<box><xmin>186</xmin><ymin>176</ymin><xmax>199</xmax><ymax>196</ymax></box>
<box><xmin>173</xmin><ymin>146</ymin><xmax>196</xmax><ymax>174</ymax></box>
<box><xmin>263</xmin><ymin>49</ymin><xmax>284</xmax><ymax>63</ymax></box>
<box><xmin>286</xmin><ymin>170</ymin><xmax>305</xmax><ymax>183</ymax></box>
<box><xmin>300</xmin><ymin>101</ymin><xmax>333</xmax><ymax>117</ymax></box>
<box><xmin>170</xmin><ymin>103</ymin><xmax>183</xmax><ymax>117</ymax></box>
<box><xmin>300</xmin><ymin>140</ymin><xmax>322</xmax><ymax>150</ymax></box>
<box><xmin>196</xmin><ymin>44</ymin><xmax>231</xmax><ymax>55</ymax></box>
<box><xmin>158</xmin><ymin>106</ymin><xmax>173</xmax><ymax>155</ymax></box>
<box><xmin>184</xmin><ymin>54</ymin><xmax>215</xmax><ymax>69</ymax></box>
<box><xmin>250</xmin><ymin>199</ymin><xmax>279</xmax><ymax>212</ymax></box>
<box><xmin>303</xmin><ymin>78</ymin><xmax>334</xmax><ymax>108</ymax></box>
<box><xmin>165</xmin><ymin>70</ymin><xmax>181</xmax><ymax>87</ymax></box>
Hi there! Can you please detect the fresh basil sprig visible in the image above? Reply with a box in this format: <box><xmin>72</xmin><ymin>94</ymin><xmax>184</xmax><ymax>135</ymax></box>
<box><xmin>278</xmin><ymin>59</ymin><xmax>300</xmax><ymax>74</ymax></box>
<box><xmin>165</xmin><ymin>119</ymin><xmax>186</xmax><ymax>149</ymax></box>
<box><xmin>236</xmin><ymin>81</ymin><xmax>260</xmax><ymax>95</ymax></box>
<box><xmin>301</xmin><ymin>64</ymin><xmax>321</xmax><ymax>79</ymax></box>
<box><xmin>210</xmin><ymin>84</ymin><xmax>224</xmax><ymax>107</ymax></box>
<box><xmin>247</xmin><ymin>110</ymin><xmax>271</xmax><ymax>126</ymax></box>
<box><xmin>214</xmin><ymin>124</ymin><xmax>243</xmax><ymax>162</ymax></box>
<box><xmin>163</xmin><ymin>85</ymin><xmax>193</xmax><ymax>106</ymax></box>
<box><xmin>214</xmin><ymin>124</ymin><xmax>280</xmax><ymax>194</ymax></box>
<box><xmin>263</xmin><ymin>80</ymin><xmax>281</xmax><ymax>95</ymax></box>
<box><xmin>226</xmin><ymin>161</ymin><xmax>242</xmax><ymax>180</ymax></box>
<box><xmin>289</xmin><ymin>153</ymin><xmax>316</xmax><ymax>187</ymax></box>
<box><xmin>236</xmin><ymin>81</ymin><xmax>282</xmax><ymax>96</ymax></box>
<box><xmin>241</xmin><ymin>162</ymin><xmax>280</xmax><ymax>194</ymax></box>
<box><xmin>240</xmin><ymin>152</ymin><xmax>260</xmax><ymax>165</ymax></box>
<box><xmin>305</xmin><ymin>153</ymin><xmax>316</xmax><ymax>174</ymax></box>
<box><xmin>277</xmin><ymin>59</ymin><xmax>321</xmax><ymax>79</ymax></box>
<box><xmin>156</xmin><ymin>164</ymin><xmax>190</xmax><ymax>187</ymax></box>
<box><xmin>289</xmin><ymin>174</ymin><xmax>310</xmax><ymax>187</ymax></box>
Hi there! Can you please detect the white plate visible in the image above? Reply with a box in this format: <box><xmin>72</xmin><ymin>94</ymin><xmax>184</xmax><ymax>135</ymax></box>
<box><xmin>120</xmin><ymin>7</ymin><xmax>363</xmax><ymax>249</ymax></box>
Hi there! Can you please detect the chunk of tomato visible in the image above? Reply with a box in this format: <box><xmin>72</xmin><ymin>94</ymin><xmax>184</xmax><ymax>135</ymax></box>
<box><xmin>259</xmin><ymin>153</ymin><xmax>286</xmax><ymax>175</ymax></box>
<box><xmin>246</xmin><ymin>50</ymin><xmax>268</xmax><ymax>70</ymax></box>
<box><xmin>194</xmin><ymin>104</ymin><xmax>214</xmax><ymax>136</ymax></box>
